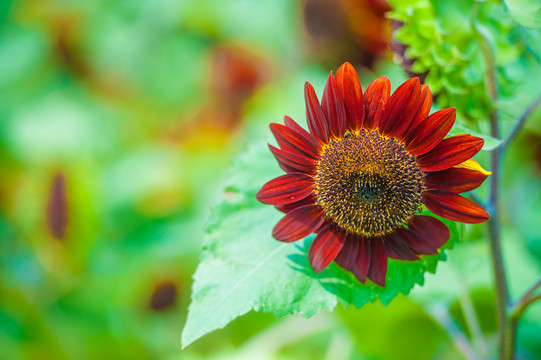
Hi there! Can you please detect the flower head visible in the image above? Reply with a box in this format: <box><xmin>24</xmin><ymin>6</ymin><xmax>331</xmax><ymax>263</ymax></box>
<box><xmin>257</xmin><ymin>63</ymin><xmax>490</xmax><ymax>286</ymax></box>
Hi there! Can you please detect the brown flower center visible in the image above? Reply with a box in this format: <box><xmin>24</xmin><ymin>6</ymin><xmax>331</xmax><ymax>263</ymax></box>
<box><xmin>314</xmin><ymin>129</ymin><xmax>425</xmax><ymax>236</ymax></box>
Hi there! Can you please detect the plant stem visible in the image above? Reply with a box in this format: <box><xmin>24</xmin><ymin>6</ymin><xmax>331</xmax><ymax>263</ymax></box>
<box><xmin>502</xmin><ymin>94</ymin><xmax>541</xmax><ymax>150</ymax></box>
<box><xmin>471</xmin><ymin>4</ymin><xmax>541</xmax><ymax>359</ymax></box>
<box><xmin>495</xmin><ymin>85</ymin><xmax>541</xmax><ymax>360</ymax></box>
<box><xmin>510</xmin><ymin>276</ymin><xmax>541</xmax><ymax>320</ymax></box>
<box><xmin>488</xmin><ymin>107</ymin><xmax>512</xmax><ymax>360</ymax></box>
<box><xmin>472</xmin><ymin>5</ymin><xmax>512</xmax><ymax>358</ymax></box>
<box><xmin>522</xmin><ymin>276</ymin><xmax>541</xmax><ymax>301</ymax></box>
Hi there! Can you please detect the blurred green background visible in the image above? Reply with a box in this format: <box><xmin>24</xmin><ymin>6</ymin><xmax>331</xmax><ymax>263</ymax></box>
<box><xmin>1</xmin><ymin>0</ymin><xmax>540</xmax><ymax>359</ymax></box>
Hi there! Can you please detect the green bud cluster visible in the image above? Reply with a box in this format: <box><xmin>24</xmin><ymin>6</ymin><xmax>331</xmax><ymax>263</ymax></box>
<box><xmin>389</xmin><ymin>0</ymin><xmax>525</xmax><ymax>126</ymax></box>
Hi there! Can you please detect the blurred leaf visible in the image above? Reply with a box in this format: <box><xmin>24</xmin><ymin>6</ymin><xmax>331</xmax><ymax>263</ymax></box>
<box><xmin>449</xmin><ymin>288</ymin><xmax>498</xmax><ymax>336</ymax></box>
<box><xmin>4</xmin><ymin>89</ymin><xmax>115</xmax><ymax>161</ymax></box>
<box><xmin>182</xmin><ymin>141</ymin><xmax>458</xmax><ymax>347</ymax></box>
<box><xmin>338</xmin><ymin>297</ymin><xmax>456</xmax><ymax>360</ymax></box>
<box><xmin>504</xmin><ymin>0</ymin><xmax>541</xmax><ymax>29</ymax></box>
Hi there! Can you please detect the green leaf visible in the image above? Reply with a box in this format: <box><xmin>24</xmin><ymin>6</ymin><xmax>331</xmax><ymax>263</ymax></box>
<box><xmin>390</xmin><ymin>0</ymin><xmax>528</xmax><ymax>126</ymax></box>
<box><xmin>448</xmin><ymin>125</ymin><xmax>503</xmax><ymax>151</ymax></box>
<box><xmin>182</xmin><ymin>142</ymin><xmax>457</xmax><ymax>347</ymax></box>
<box><xmin>504</xmin><ymin>0</ymin><xmax>541</xmax><ymax>29</ymax></box>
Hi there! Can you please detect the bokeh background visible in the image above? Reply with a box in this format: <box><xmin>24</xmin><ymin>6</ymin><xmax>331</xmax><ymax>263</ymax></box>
<box><xmin>1</xmin><ymin>0</ymin><xmax>540</xmax><ymax>359</ymax></box>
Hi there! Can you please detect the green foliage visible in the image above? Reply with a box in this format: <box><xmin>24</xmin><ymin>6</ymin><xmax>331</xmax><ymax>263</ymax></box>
<box><xmin>389</xmin><ymin>0</ymin><xmax>527</xmax><ymax>127</ymax></box>
<box><xmin>182</xmin><ymin>142</ymin><xmax>460</xmax><ymax>347</ymax></box>
<box><xmin>504</xmin><ymin>0</ymin><xmax>541</xmax><ymax>29</ymax></box>
<box><xmin>337</xmin><ymin>298</ymin><xmax>452</xmax><ymax>359</ymax></box>
<box><xmin>3</xmin><ymin>0</ymin><xmax>541</xmax><ymax>358</ymax></box>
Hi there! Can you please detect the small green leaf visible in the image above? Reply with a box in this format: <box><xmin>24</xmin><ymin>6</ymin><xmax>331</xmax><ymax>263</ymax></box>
<box><xmin>182</xmin><ymin>142</ymin><xmax>457</xmax><ymax>347</ymax></box>
<box><xmin>504</xmin><ymin>0</ymin><xmax>541</xmax><ymax>29</ymax></box>
<box><xmin>448</xmin><ymin>125</ymin><xmax>503</xmax><ymax>151</ymax></box>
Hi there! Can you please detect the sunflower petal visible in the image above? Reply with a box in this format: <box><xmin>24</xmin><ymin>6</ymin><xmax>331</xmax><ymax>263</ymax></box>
<box><xmin>275</xmin><ymin>195</ymin><xmax>316</xmax><ymax>214</ymax></box>
<box><xmin>352</xmin><ymin>237</ymin><xmax>371</xmax><ymax>283</ymax></box>
<box><xmin>256</xmin><ymin>173</ymin><xmax>313</xmax><ymax>205</ymax></box>
<box><xmin>397</xmin><ymin>227</ymin><xmax>439</xmax><ymax>255</ymax></box>
<box><xmin>417</xmin><ymin>134</ymin><xmax>484</xmax><ymax>172</ymax></box>
<box><xmin>305</xmin><ymin>82</ymin><xmax>330</xmax><ymax>144</ymax></box>
<box><xmin>457</xmin><ymin>159</ymin><xmax>492</xmax><ymax>175</ymax></box>
<box><xmin>423</xmin><ymin>191</ymin><xmax>490</xmax><ymax>224</ymax></box>
<box><xmin>364</xmin><ymin>76</ymin><xmax>391</xmax><ymax>130</ymax></box>
<box><xmin>336</xmin><ymin>62</ymin><xmax>364</xmax><ymax>132</ymax></box>
<box><xmin>309</xmin><ymin>225</ymin><xmax>346</xmax><ymax>272</ymax></box>
<box><xmin>408</xmin><ymin>215</ymin><xmax>450</xmax><ymax>251</ymax></box>
<box><xmin>335</xmin><ymin>234</ymin><xmax>360</xmax><ymax>270</ymax></box>
<box><xmin>383</xmin><ymin>233</ymin><xmax>420</xmax><ymax>260</ymax></box>
<box><xmin>397</xmin><ymin>229</ymin><xmax>438</xmax><ymax>255</ymax></box>
<box><xmin>269</xmin><ymin>144</ymin><xmax>315</xmax><ymax>173</ymax></box>
<box><xmin>379</xmin><ymin>77</ymin><xmax>421</xmax><ymax>139</ymax></box>
<box><xmin>322</xmin><ymin>72</ymin><xmax>347</xmax><ymax>138</ymax></box>
<box><xmin>272</xmin><ymin>204</ymin><xmax>325</xmax><ymax>242</ymax></box>
<box><xmin>367</xmin><ymin>239</ymin><xmax>388</xmax><ymax>286</ymax></box>
<box><xmin>426</xmin><ymin>167</ymin><xmax>488</xmax><ymax>193</ymax></box>
<box><xmin>408</xmin><ymin>84</ymin><xmax>432</xmax><ymax>131</ymax></box>
<box><xmin>406</xmin><ymin>108</ymin><xmax>456</xmax><ymax>156</ymax></box>
<box><xmin>284</xmin><ymin>115</ymin><xmax>321</xmax><ymax>148</ymax></box>
<box><xmin>270</xmin><ymin>121</ymin><xmax>320</xmax><ymax>159</ymax></box>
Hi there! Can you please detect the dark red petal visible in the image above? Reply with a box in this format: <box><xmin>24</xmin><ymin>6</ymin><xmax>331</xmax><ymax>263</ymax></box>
<box><xmin>352</xmin><ymin>237</ymin><xmax>371</xmax><ymax>283</ymax></box>
<box><xmin>398</xmin><ymin>227</ymin><xmax>439</xmax><ymax>255</ymax></box>
<box><xmin>270</xmin><ymin>122</ymin><xmax>320</xmax><ymax>160</ymax></box>
<box><xmin>423</xmin><ymin>191</ymin><xmax>490</xmax><ymax>224</ymax></box>
<box><xmin>309</xmin><ymin>225</ymin><xmax>346</xmax><ymax>272</ymax></box>
<box><xmin>408</xmin><ymin>215</ymin><xmax>450</xmax><ymax>252</ymax></box>
<box><xmin>283</xmin><ymin>115</ymin><xmax>322</xmax><ymax>154</ymax></box>
<box><xmin>334</xmin><ymin>234</ymin><xmax>360</xmax><ymax>270</ymax></box>
<box><xmin>256</xmin><ymin>173</ymin><xmax>313</xmax><ymax>205</ymax></box>
<box><xmin>269</xmin><ymin>144</ymin><xmax>315</xmax><ymax>174</ymax></box>
<box><xmin>322</xmin><ymin>72</ymin><xmax>347</xmax><ymax>138</ymax></box>
<box><xmin>383</xmin><ymin>233</ymin><xmax>420</xmax><ymax>260</ymax></box>
<box><xmin>426</xmin><ymin>167</ymin><xmax>488</xmax><ymax>193</ymax></box>
<box><xmin>417</xmin><ymin>135</ymin><xmax>484</xmax><ymax>172</ymax></box>
<box><xmin>378</xmin><ymin>77</ymin><xmax>421</xmax><ymax>139</ymax></box>
<box><xmin>272</xmin><ymin>204</ymin><xmax>325</xmax><ymax>242</ymax></box>
<box><xmin>408</xmin><ymin>84</ymin><xmax>432</xmax><ymax>131</ymax></box>
<box><xmin>305</xmin><ymin>82</ymin><xmax>330</xmax><ymax>144</ymax></box>
<box><xmin>367</xmin><ymin>239</ymin><xmax>388</xmax><ymax>286</ymax></box>
<box><xmin>275</xmin><ymin>194</ymin><xmax>316</xmax><ymax>214</ymax></box>
<box><xmin>406</xmin><ymin>108</ymin><xmax>456</xmax><ymax>156</ymax></box>
<box><xmin>336</xmin><ymin>62</ymin><xmax>364</xmax><ymax>132</ymax></box>
<box><xmin>364</xmin><ymin>76</ymin><xmax>391</xmax><ymax>130</ymax></box>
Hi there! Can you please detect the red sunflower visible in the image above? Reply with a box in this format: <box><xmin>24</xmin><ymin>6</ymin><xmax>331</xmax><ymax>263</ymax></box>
<box><xmin>256</xmin><ymin>62</ymin><xmax>490</xmax><ymax>286</ymax></box>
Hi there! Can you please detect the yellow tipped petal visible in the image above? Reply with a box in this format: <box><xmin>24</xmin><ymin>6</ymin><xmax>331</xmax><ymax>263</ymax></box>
<box><xmin>457</xmin><ymin>159</ymin><xmax>492</xmax><ymax>175</ymax></box>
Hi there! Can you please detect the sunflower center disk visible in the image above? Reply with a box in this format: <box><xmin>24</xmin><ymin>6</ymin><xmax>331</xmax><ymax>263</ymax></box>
<box><xmin>314</xmin><ymin>129</ymin><xmax>425</xmax><ymax>236</ymax></box>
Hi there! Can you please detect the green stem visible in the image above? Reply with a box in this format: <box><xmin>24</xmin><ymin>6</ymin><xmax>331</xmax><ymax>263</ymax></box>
<box><xmin>496</xmin><ymin>73</ymin><xmax>541</xmax><ymax>360</ymax></box>
<box><xmin>488</xmin><ymin>104</ymin><xmax>513</xmax><ymax>360</ymax></box>
<box><xmin>510</xmin><ymin>276</ymin><xmax>541</xmax><ymax>320</ymax></box>
<box><xmin>502</xmin><ymin>94</ymin><xmax>541</xmax><ymax>150</ymax></box>
<box><xmin>471</xmin><ymin>4</ymin><xmax>512</xmax><ymax>359</ymax></box>
<box><xmin>470</xmin><ymin>4</ymin><xmax>541</xmax><ymax>359</ymax></box>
